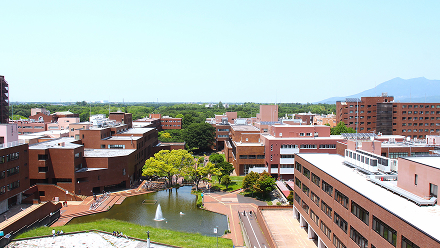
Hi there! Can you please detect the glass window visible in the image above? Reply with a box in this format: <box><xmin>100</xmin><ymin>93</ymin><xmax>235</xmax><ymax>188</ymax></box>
<box><xmin>333</xmin><ymin>234</ymin><xmax>346</xmax><ymax>248</ymax></box>
<box><xmin>311</xmin><ymin>173</ymin><xmax>320</xmax><ymax>187</ymax></box>
<box><xmin>320</xmin><ymin>220</ymin><xmax>331</xmax><ymax>240</ymax></box>
<box><xmin>321</xmin><ymin>200</ymin><xmax>332</xmax><ymax>218</ymax></box>
<box><xmin>372</xmin><ymin>216</ymin><xmax>397</xmax><ymax>246</ymax></box>
<box><xmin>335</xmin><ymin>189</ymin><xmax>349</xmax><ymax>209</ymax></box>
<box><xmin>322</xmin><ymin>180</ymin><xmax>333</xmax><ymax>196</ymax></box>
<box><xmin>430</xmin><ymin>183</ymin><xmax>438</xmax><ymax>197</ymax></box>
<box><xmin>351</xmin><ymin>201</ymin><xmax>369</xmax><ymax>225</ymax></box>
<box><xmin>334</xmin><ymin>212</ymin><xmax>348</xmax><ymax>233</ymax></box>
<box><xmin>310</xmin><ymin>209</ymin><xmax>319</xmax><ymax>225</ymax></box>
<box><xmin>311</xmin><ymin>191</ymin><xmax>320</xmax><ymax>206</ymax></box>
<box><xmin>401</xmin><ymin>236</ymin><xmax>420</xmax><ymax>248</ymax></box>
<box><xmin>350</xmin><ymin>226</ymin><xmax>368</xmax><ymax>248</ymax></box>
<box><xmin>303</xmin><ymin>167</ymin><xmax>310</xmax><ymax>179</ymax></box>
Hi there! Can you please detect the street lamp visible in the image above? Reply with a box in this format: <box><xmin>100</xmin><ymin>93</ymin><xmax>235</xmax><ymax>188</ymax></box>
<box><xmin>146</xmin><ymin>231</ymin><xmax>150</xmax><ymax>248</ymax></box>
<box><xmin>214</xmin><ymin>226</ymin><xmax>218</xmax><ymax>248</ymax></box>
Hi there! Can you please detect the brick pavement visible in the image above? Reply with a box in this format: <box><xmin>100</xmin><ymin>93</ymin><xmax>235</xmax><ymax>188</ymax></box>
<box><xmin>203</xmin><ymin>190</ymin><xmax>263</xmax><ymax>247</ymax></box>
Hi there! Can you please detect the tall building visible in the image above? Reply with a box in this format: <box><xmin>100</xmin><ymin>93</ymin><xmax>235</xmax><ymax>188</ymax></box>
<box><xmin>0</xmin><ymin>76</ymin><xmax>9</xmax><ymax>124</ymax></box>
<box><xmin>336</xmin><ymin>94</ymin><xmax>440</xmax><ymax>138</ymax></box>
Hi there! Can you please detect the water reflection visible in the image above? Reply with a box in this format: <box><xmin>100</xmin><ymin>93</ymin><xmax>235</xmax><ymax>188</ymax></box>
<box><xmin>68</xmin><ymin>186</ymin><xmax>228</xmax><ymax>236</ymax></box>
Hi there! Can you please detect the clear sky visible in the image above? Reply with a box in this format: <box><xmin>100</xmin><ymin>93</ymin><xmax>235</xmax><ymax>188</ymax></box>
<box><xmin>1</xmin><ymin>1</ymin><xmax>439</xmax><ymax>103</ymax></box>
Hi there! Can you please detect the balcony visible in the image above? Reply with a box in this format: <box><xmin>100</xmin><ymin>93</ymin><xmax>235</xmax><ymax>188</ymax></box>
<box><xmin>280</xmin><ymin>148</ymin><xmax>299</xmax><ymax>155</ymax></box>
<box><xmin>280</xmin><ymin>158</ymin><xmax>295</xmax><ymax>164</ymax></box>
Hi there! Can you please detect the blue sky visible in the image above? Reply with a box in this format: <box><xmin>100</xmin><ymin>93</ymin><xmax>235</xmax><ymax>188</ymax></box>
<box><xmin>1</xmin><ymin>1</ymin><xmax>439</xmax><ymax>103</ymax></box>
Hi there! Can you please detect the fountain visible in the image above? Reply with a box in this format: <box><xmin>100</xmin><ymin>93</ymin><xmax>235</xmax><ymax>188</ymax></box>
<box><xmin>154</xmin><ymin>204</ymin><xmax>165</xmax><ymax>221</ymax></box>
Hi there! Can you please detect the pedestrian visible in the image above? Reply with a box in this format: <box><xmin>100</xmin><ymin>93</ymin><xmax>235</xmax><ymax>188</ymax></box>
<box><xmin>52</xmin><ymin>229</ymin><xmax>55</xmax><ymax>237</ymax></box>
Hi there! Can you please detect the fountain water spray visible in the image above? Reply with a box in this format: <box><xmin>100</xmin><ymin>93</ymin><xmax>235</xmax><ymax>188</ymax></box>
<box><xmin>154</xmin><ymin>204</ymin><xmax>165</xmax><ymax>221</ymax></box>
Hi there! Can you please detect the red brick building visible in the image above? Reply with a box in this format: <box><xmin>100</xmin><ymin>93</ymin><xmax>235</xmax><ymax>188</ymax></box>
<box><xmin>293</xmin><ymin>153</ymin><xmax>440</xmax><ymax>248</ymax></box>
<box><xmin>336</xmin><ymin>95</ymin><xmax>440</xmax><ymax>139</ymax></box>
<box><xmin>0</xmin><ymin>124</ymin><xmax>30</xmax><ymax>214</ymax></box>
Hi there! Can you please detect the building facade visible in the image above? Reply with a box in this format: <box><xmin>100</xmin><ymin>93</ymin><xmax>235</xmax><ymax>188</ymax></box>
<box><xmin>293</xmin><ymin>153</ymin><xmax>440</xmax><ymax>248</ymax></box>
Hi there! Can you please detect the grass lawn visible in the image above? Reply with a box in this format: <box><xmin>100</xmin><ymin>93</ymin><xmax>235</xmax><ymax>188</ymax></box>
<box><xmin>211</xmin><ymin>176</ymin><xmax>244</xmax><ymax>192</ymax></box>
<box><xmin>14</xmin><ymin>219</ymin><xmax>233</xmax><ymax>248</ymax></box>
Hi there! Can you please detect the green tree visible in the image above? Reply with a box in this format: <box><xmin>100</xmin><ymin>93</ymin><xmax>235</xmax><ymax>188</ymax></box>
<box><xmin>142</xmin><ymin>149</ymin><xmax>194</xmax><ymax>187</ymax></box>
<box><xmin>184</xmin><ymin>158</ymin><xmax>220</xmax><ymax>191</ymax></box>
<box><xmin>217</xmin><ymin>161</ymin><xmax>234</xmax><ymax>184</ymax></box>
<box><xmin>182</xmin><ymin>114</ymin><xmax>196</xmax><ymax>129</ymax></box>
<box><xmin>287</xmin><ymin>191</ymin><xmax>294</xmax><ymax>205</ymax></box>
<box><xmin>242</xmin><ymin>171</ymin><xmax>260</xmax><ymax>191</ymax></box>
<box><xmin>175</xmin><ymin>113</ymin><xmax>184</xmax><ymax>118</ymax></box>
<box><xmin>221</xmin><ymin>175</ymin><xmax>232</xmax><ymax>190</ymax></box>
<box><xmin>331</xmin><ymin>121</ymin><xmax>356</xmax><ymax>135</ymax></box>
<box><xmin>253</xmin><ymin>171</ymin><xmax>276</xmax><ymax>196</ymax></box>
<box><xmin>182</xmin><ymin>123</ymin><xmax>215</xmax><ymax>151</ymax></box>
<box><xmin>209</xmin><ymin>153</ymin><xmax>224</xmax><ymax>164</ymax></box>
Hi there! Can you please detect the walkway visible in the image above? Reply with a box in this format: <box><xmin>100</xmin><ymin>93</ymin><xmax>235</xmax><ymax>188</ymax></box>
<box><xmin>261</xmin><ymin>209</ymin><xmax>317</xmax><ymax>248</ymax></box>
<box><xmin>202</xmin><ymin>190</ymin><xmax>267</xmax><ymax>247</ymax></box>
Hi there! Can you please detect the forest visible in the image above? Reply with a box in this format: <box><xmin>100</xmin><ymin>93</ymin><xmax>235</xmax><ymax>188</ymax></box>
<box><xmin>10</xmin><ymin>101</ymin><xmax>336</xmax><ymax>123</ymax></box>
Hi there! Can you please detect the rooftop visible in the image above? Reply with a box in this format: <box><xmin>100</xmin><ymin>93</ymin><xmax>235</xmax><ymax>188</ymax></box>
<box><xmin>107</xmin><ymin>136</ymin><xmax>142</xmax><ymax>141</ymax></box>
<box><xmin>29</xmin><ymin>137</ymin><xmax>82</xmax><ymax>149</ymax></box>
<box><xmin>83</xmin><ymin>149</ymin><xmax>136</xmax><ymax>157</ymax></box>
<box><xmin>230</xmin><ymin>125</ymin><xmax>259</xmax><ymax>132</ymax></box>
<box><xmin>121</xmin><ymin>128</ymin><xmax>155</xmax><ymax>134</ymax></box>
<box><xmin>298</xmin><ymin>153</ymin><xmax>440</xmax><ymax>242</ymax></box>
<box><xmin>400</xmin><ymin>156</ymin><xmax>440</xmax><ymax>170</ymax></box>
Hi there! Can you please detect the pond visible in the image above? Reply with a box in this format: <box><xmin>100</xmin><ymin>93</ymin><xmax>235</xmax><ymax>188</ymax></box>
<box><xmin>68</xmin><ymin>186</ymin><xmax>228</xmax><ymax>237</ymax></box>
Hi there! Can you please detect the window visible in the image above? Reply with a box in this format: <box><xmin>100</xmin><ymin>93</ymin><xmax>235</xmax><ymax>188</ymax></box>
<box><xmin>350</xmin><ymin>226</ymin><xmax>368</xmax><ymax>248</ymax></box>
<box><xmin>351</xmin><ymin>201</ymin><xmax>369</xmax><ymax>225</ymax></box>
<box><xmin>108</xmin><ymin>144</ymin><xmax>125</xmax><ymax>149</ymax></box>
<box><xmin>430</xmin><ymin>183</ymin><xmax>438</xmax><ymax>197</ymax></box>
<box><xmin>303</xmin><ymin>167</ymin><xmax>310</xmax><ymax>179</ymax></box>
<box><xmin>218</xmin><ymin>128</ymin><xmax>229</xmax><ymax>132</ymax></box>
<box><xmin>257</xmin><ymin>155</ymin><xmax>265</xmax><ymax>159</ymax></box>
<box><xmin>248</xmin><ymin>155</ymin><xmax>256</xmax><ymax>159</ymax></box>
<box><xmin>333</xmin><ymin>234</ymin><xmax>346</xmax><ymax>248</ymax></box>
<box><xmin>299</xmin><ymin>133</ymin><xmax>305</xmax><ymax>136</ymax></box>
<box><xmin>320</xmin><ymin>221</ymin><xmax>331</xmax><ymax>239</ymax></box>
<box><xmin>311</xmin><ymin>173</ymin><xmax>320</xmax><ymax>187</ymax></box>
<box><xmin>294</xmin><ymin>192</ymin><xmax>301</xmax><ymax>204</ymax></box>
<box><xmin>295</xmin><ymin>162</ymin><xmax>302</xmax><ymax>172</ymax></box>
<box><xmin>239</xmin><ymin>155</ymin><xmax>248</xmax><ymax>159</ymax></box>
<box><xmin>270</xmin><ymin>144</ymin><xmax>273</xmax><ymax>151</ymax></box>
<box><xmin>322</xmin><ymin>180</ymin><xmax>333</xmax><ymax>196</ymax></box>
<box><xmin>311</xmin><ymin>191</ymin><xmax>320</xmax><ymax>206</ymax></box>
<box><xmin>401</xmin><ymin>236</ymin><xmax>420</xmax><ymax>248</ymax></box>
<box><xmin>0</xmin><ymin>171</ymin><xmax>4</xmax><ymax>179</ymax></box>
<box><xmin>310</xmin><ymin>210</ymin><xmax>319</xmax><ymax>225</ymax></box>
<box><xmin>300</xmin><ymin>144</ymin><xmax>316</xmax><ymax>149</ymax></box>
<box><xmin>335</xmin><ymin>189</ymin><xmax>349</xmax><ymax>209</ymax></box>
<box><xmin>302</xmin><ymin>184</ymin><xmax>309</xmax><ymax>197</ymax></box>
<box><xmin>334</xmin><ymin>212</ymin><xmax>348</xmax><ymax>233</ymax></box>
<box><xmin>321</xmin><ymin>201</ymin><xmax>332</xmax><ymax>218</ymax></box>
<box><xmin>7</xmin><ymin>180</ymin><xmax>20</xmax><ymax>191</ymax></box>
<box><xmin>372</xmin><ymin>216</ymin><xmax>397</xmax><ymax>246</ymax></box>
<box><xmin>218</xmin><ymin>135</ymin><xmax>229</xmax><ymax>138</ymax></box>
<box><xmin>280</xmin><ymin>154</ymin><xmax>294</xmax><ymax>158</ymax></box>
<box><xmin>319</xmin><ymin>144</ymin><xmax>336</xmax><ymax>149</ymax></box>
<box><xmin>38</xmin><ymin>154</ymin><xmax>49</xmax><ymax>161</ymax></box>
<box><xmin>38</xmin><ymin>167</ymin><xmax>49</xmax><ymax>173</ymax></box>
<box><xmin>414</xmin><ymin>174</ymin><xmax>418</xmax><ymax>185</ymax></box>
<box><xmin>7</xmin><ymin>166</ymin><xmax>20</xmax><ymax>176</ymax></box>
<box><xmin>295</xmin><ymin>177</ymin><xmax>302</xmax><ymax>188</ymax></box>
<box><xmin>301</xmin><ymin>201</ymin><xmax>309</xmax><ymax>214</ymax></box>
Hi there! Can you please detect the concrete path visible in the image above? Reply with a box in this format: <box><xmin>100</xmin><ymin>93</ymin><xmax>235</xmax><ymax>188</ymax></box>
<box><xmin>202</xmin><ymin>190</ymin><xmax>267</xmax><ymax>247</ymax></box>
<box><xmin>239</xmin><ymin>210</ymin><xmax>268</xmax><ymax>248</ymax></box>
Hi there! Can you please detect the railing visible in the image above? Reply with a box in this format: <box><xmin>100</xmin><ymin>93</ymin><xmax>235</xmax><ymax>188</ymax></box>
<box><xmin>0</xmin><ymin>140</ymin><xmax>25</xmax><ymax>149</ymax></box>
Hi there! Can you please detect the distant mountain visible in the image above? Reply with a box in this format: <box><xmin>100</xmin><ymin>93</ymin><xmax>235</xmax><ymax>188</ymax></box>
<box><xmin>317</xmin><ymin>77</ymin><xmax>440</xmax><ymax>104</ymax></box>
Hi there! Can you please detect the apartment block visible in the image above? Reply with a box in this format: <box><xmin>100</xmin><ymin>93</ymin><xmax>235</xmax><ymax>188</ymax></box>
<box><xmin>336</xmin><ymin>95</ymin><xmax>440</xmax><ymax>138</ymax></box>
<box><xmin>0</xmin><ymin>124</ymin><xmax>30</xmax><ymax>214</ymax></box>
